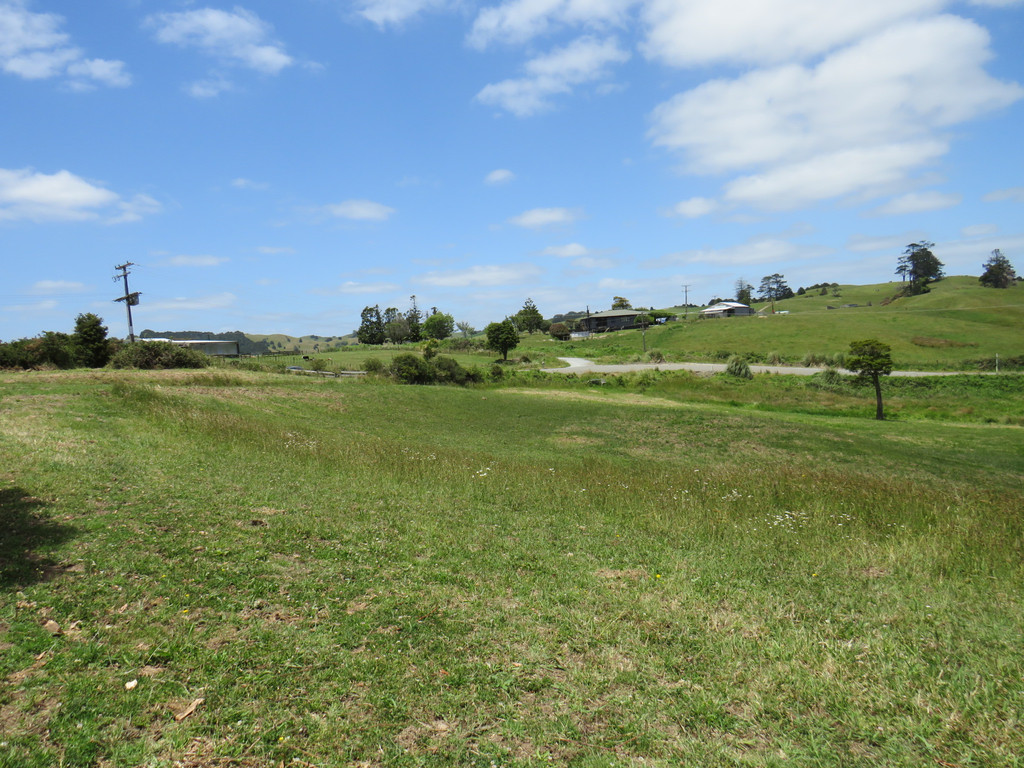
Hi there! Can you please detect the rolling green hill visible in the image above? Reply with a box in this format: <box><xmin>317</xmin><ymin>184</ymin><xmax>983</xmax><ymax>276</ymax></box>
<box><xmin>530</xmin><ymin>276</ymin><xmax>1023</xmax><ymax>370</ymax></box>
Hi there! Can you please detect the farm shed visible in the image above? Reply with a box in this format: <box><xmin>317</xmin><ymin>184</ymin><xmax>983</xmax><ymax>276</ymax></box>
<box><xmin>578</xmin><ymin>310</ymin><xmax>643</xmax><ymax>333</ymax></box>
<box><xmin>700</xmin><ymin>302</ymin><xmax>756</xmax><ymax>319</ymax></box>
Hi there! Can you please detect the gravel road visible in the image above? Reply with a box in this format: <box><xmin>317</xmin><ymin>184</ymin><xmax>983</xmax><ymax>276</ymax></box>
<box><xmin>541</xmin><ymin>358</ymin><xmax>977</xmax><ymax>377</ymax></box>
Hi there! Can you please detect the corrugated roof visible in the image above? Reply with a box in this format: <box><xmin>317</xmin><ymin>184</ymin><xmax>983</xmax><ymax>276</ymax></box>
<box><xmin>586</xmin><ymin>309</ymin><xmax>642</xmax><ymax>318</ymax></box>
<box><xmin>700</xmin><ymin>302</ymin><xmax>751</xmax><ymax>313</ymax></box>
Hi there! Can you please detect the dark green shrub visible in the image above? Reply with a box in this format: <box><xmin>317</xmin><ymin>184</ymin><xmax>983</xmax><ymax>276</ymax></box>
<box><xmin>490</xmin><ymin>364</ymin><xmax>505</xmax><ymax>381</ymax></box>
<box><xmin>0</xmin><ymin>339</ymin><xmax>35</xmax><ymax>369</ymax></box>
<box><xmin>432</xmin><ymin>355</ymin><xmax>468</xmax><ymax>384</ymax></box>
<box><xmin>549</xmin><ymin>322</ymin><xmax>570</xmax><ymax>340</ymax></box>
<box><xmin>388</xmin><ymin>352</ymin><xmax>434</xmax><ymax>384</ymax></box>
<box><xmin>362</xmin><ymin>357</ymin><xmax>385</xmax><ymax>374</ymax></box>
<box><xmin>110</xmin><ymin>341</ymin><xmax>208</xmax><ymax>370</ymax></box>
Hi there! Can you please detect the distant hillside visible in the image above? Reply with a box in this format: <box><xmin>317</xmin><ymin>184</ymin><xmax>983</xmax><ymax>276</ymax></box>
<box><xmin>535</xmin><ymin>276</ymin><xmax>1023</xmax><ymax>370</ymax></box>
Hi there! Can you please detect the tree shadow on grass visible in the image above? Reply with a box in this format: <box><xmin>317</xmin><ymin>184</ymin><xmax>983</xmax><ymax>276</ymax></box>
<box><xmin>0</xmin><ymin>487</ymin><xmax>78</xmax><ymax>590</ymax></box>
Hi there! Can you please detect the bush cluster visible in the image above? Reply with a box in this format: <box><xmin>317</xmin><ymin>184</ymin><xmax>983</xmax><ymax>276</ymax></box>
<box><xmin>801</xmin><ymin>351</ymin><xmax>846</xmax><ymax>368</ymax></box>
<box><xmin>110</xmin><ymin>341</ymin><xmax>209</xmax><ymax>370</ymax></box>
<box><xmin>385</xmin><ymin>353</ymin><xmax>483</xmax><ymax>385</ymax></box>
<box><xmin>0</xmin><ymin>313</ymin><xmax>112</xmax><ymax>370</ymax></box>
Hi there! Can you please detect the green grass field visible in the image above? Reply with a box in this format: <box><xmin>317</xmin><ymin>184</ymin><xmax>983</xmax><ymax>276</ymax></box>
<box><xmin>2</xmin><ymin>368</ymin><xmax>1022</xmax><ymax>767</ymax></box>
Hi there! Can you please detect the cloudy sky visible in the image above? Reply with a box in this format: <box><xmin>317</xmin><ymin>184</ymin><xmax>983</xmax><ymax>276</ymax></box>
<box><xmin>2</xmin><ymin>0</ymin><xmax>1022</xmax><ymax>339</ymax></box>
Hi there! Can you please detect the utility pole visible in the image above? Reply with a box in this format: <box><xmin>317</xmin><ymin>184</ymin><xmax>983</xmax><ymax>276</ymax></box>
<box><xmin>681</xmin><ymin>284</ymin><xmax>691</xmax><ymax>318</ymax></box>
<box><xmin>113</xmin><ymin>262</ymin><xmax>141</xmax><ymax>342</ymax></box>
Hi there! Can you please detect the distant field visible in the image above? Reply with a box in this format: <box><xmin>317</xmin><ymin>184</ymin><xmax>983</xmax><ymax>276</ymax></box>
<box><xmin>2</xmin><ymin>368</ymin><xmax>1022</xmax><ymax>766</ymax></box>
<box><xmin>248</xmin><ymin>277</ymin><xmax>1022</xmax><ymax>371</ymax></box>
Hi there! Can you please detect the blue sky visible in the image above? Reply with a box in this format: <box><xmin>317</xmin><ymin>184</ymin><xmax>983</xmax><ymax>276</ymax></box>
<box><xmin>2</xmin><ymin>0</ymin><xmax>1022</xmax><ymax>339</ymax></box>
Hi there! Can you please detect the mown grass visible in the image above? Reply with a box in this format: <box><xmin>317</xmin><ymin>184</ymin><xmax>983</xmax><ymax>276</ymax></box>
<box><xmin>1</xmin><ymin>369</ymin><xmax>1022</xmax><ymax>767</ymax></box>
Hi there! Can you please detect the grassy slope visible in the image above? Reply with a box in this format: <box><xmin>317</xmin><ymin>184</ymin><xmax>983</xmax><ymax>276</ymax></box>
<box><xmin>2</xmin><ymin>370</ymin><xmax>1022</xmax><ymax>767</ymax></box>
<box><xmin>521</xmin><ymin>277</ymin><xmax>1023</xmax><ymax>369</ymax></box>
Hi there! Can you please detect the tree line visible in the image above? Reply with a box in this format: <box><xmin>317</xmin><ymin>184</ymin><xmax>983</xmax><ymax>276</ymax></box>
<box><xmin>0</xmin><ymin>314</ymin><xmax>207</xmax><ymax>370</ymax></box>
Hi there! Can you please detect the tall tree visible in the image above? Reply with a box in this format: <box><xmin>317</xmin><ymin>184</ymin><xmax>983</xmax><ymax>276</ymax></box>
<box><xmin>357</xmin><ymin>305</ymin><xmax>385</xmax><ymax>345</ymax></box>
<box><xmin>611</xmin><ymin>296</ymin><xmax>632</xmax><ymax>310</ymax></box>
<box><xmin>485</xmin><ymin>319</ymin><xmax>519</xmax><ymax>360</ymax></box>
<box><xmin>73</xmin><ymin>313</ymin><xmax>110</xmax><ymax>367</ymax></box>
<box><xmin>847</xmin><ymin>339</ymin><xmax>894</xmax><ymax>421</ymax></box>
<box><xmin>515</xmin><ymin>298</ymin><xmax>545</xmax><ymax>334</ymax></box>
<box><xmin>734</xmin><ymin>278</ymin><xmax>753</xmax><ymax>306</ymax></box>
<box><xmin>757</xmin><ymin>274</ymin><xmax>792</xmax><ymax>303</ymax></box>
<box><xmin>455</xmin><ymin>321</ymin><xmax>476</xmax><ymax>338</ymax></box>
<box><xmin>979</xmin><ymin>249</ymin><xmax>1017</xmax><ymax>289</ymax></box>
<box><xmin>896</xmin><ymin>241</ymin><xmax>944</xmax><ymax>290</ymax></box>
<box><xmin>384</xmin><ymin>317</ymin><xmax>410</xmax><ymax>344</ymax></box>
<box><xmin>406</xmin><ymin>295</ymin><xmax>422</xmax><ymax>342</ymax></box>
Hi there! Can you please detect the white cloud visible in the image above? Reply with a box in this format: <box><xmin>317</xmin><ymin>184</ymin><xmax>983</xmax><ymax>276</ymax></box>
<box><xmin>419</xmin><ymin>263</ymin><xmax>543</xmax><ymax>287</ymax></box>
<box><xmin>468</xmin><ymin>0</ymin><xmax>636</xmax><ymax>49</ymax></box>
<box><xmin>66</xmin><ymin>58</ymin><xmax>131</xmax><ymax>88</ymax></box>
<box><xmin>649</xmin><ymin>17</ymin><xmax>1022</xmax><ymax>209</ymax></box>
<box><xmin>542</xmin><ymin>242</ymin><xmax>590</xmax><ymax>257</ymax></box>
<box><xmin>148</xmin><ymin>7</ymin><xmax>294</xmax><ymax>74</ymax></box>
<box><xmin>509</xmin><ymin>206</ymin><xmax>581</xmax><ymax>228</ymax></box>
<box><xmin>872</xmin><ymin>190</ymin><xmax>961</xmax><ymax>215</ymax></box>
<box><xmin>109</xmin><ymin>193</ymin><xmax>162</xmax><ymax>224</ymax></box>
<box><xmin>325</xmin><ymin>199</ymin><xmax>396</xmax><ymax>221</ymax></box>
<box><xmin>641</xmin><ymin>0</ymin><xmax>944</xmax><ymax>67</ymax></box>
<box><xmin>165</xmin><ymin>255</ymin><xmax>229</xmax><ymax>267</ymax></box>
<box><xmin>570</xmin><ymin>256</ymin><xmax>615</xmax><ymax>269</ymax></box>
<box><xmin>984</xmin><ymin>187</ymin><xmax>1024</xmax><ymax>203</ymax></box>
<box><xmin>0</xmin><ymin>167</ymin><xmax>120</xmax><ymax>222</ymax></box>
<box><xmin>476</xmin><ymin>36</ymin><xmax>629</xmax><ymax>116</ymax></box>
<box><xmin>356</xmin><ymin>0</ymin><xmax>450</xmax><ymax>26</ymax></box>
<box><xmin>485</xmin><ymin>169</ymin><xmax>516</xmax><ymax>185</ymax></box>
<box><xmin>0</xmin><ymin>1</ymin><xmax>130</xmax><ymax>87</ymax></box>
<box><xmin>666</xmin><ymin>197</ymin><xmax>718</xmax><ymax>218</ymax></box>
<box><xmin>187</xmin><ymin>75</ymin><xmax>233</xmax><ymax>98</ymax></box>
<box><xmin>723</xmin><ymin>142</ymin><xmax>949</xmax><ymax>210</ymax></box>
<box><xmin>257</xmin><ymin>246</ymin><xmax>295</xmax><ymax>255</ymax></box>
<box><xmin>28</xmin><ymin>280</ymin><xmax>87</xmax><ymax>294</ymax></box>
